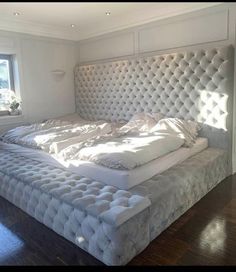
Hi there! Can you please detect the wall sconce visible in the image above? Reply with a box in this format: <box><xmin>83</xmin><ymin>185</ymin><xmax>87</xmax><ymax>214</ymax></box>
<box><xmin>51</xmin><ymin>69</ymin><xmax>66</xmax><ymax>81</ymax></box>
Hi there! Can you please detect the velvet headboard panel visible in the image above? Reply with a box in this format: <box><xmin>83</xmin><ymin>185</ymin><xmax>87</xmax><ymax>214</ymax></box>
<box><xmin>74</xmin><ymin>45</ymin><xmax>234</xmax><ymax>172</ymax></box>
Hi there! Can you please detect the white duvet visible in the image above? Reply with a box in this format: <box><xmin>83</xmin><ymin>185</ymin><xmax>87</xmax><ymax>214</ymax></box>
<box><xmin>62</xmin><ymin>132</ymin><xmax>184</xmax><ymax>170</ymax></box>
<box><xmin>1</xmin><ymin>119</ymin><xmax>113</xmax><ymax>153</ymax></box>
<box><xmin>0</xmin><ymin>116</ymin><xmax>190</xmax><ymax>170</ymax></box>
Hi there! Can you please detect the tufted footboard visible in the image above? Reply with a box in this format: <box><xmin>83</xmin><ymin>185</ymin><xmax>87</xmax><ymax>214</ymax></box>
<box><xmin>0</xmin><ymin>147</ymin><xmax>229</xmax><ymax>265</ymax></box>
<box><xmin>0</xmin><ymin>150</ymin><xmax>151</xmax><ymax>265</ymax></box>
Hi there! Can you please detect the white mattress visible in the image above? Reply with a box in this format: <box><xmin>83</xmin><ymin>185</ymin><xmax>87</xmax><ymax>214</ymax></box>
<box><xmin>0</xmin><ymin>137</ymin><xmax>208</xmax><ymax>190</ymax></box>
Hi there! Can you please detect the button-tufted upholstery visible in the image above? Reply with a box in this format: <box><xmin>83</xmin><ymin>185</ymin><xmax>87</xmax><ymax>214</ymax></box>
<box><xmin>130</xmin><ymin>148</ymin><xmax>228</xmax><ymax>241</ymax></box>
<box><xmin>0</xmin><ymin>147</ymin><xmax>228</xmax><ymax>265</ymax></box>
<box><xmin>0</xmin><ymin>150</ymin><xmax>150</xmax><ymax>227</ymax></box>
<box><xmin>75</xmin><ymin>45</ymin><xmax>234</xmax><ymax>172</ymax></box>
<box><xmin>0</xmin><ymin>149</ymin><xmax>150</xmax><ymax>265</ymax></box>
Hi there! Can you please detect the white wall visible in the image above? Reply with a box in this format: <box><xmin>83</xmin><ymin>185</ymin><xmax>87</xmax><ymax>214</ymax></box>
<box><xmin>77</xmin><ymin>4</ymin><xmax>234</xmax><ymax>64</ymax></box>
<box><xmin>0</xmin><ymin>30</ymin><xmax>77</xmax><ymax>133</ymax></box>
<box><xmin>76</xmin><ymin>3</ymin><xmax>236</xmax><ymax>174</ymax></box>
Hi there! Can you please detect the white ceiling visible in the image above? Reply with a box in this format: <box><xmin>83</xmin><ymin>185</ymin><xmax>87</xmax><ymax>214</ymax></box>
<box><xmin>0</xmin><ymin>2</ymin><xmax>223</xmax><ymax>41</ymax></box>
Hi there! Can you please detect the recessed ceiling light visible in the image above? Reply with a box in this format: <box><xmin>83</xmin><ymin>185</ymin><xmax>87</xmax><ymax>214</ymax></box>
<box><xmin>13</xmin><ymin>12</ymin><xmax>20</xmax><ymax>16</ymax></box>
<box><xmin>105</xmin><ymin>11</ymin><xmax>111</xmax><ymax>16</ymax></box>
<box><xmin>71</xmin><ymin>24</ymin><xmax>76</xmax><ymax>28</ymax></box>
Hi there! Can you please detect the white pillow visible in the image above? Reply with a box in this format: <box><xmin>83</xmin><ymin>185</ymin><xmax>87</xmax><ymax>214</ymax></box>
<box><xmin>119</xmin><ymin>112</ymin><xmax>163</xmax><ymax>133</ymax></box>
<box><xmin>150</xmin><ymin>117</ymin><xmax>201</xmax><ymax>147</ymax></box>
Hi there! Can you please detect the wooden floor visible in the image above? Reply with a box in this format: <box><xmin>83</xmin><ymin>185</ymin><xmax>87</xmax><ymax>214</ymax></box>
<box><xmin>1</xmin><ymin>174</ymin><xmax>236</xmax><ymax>266</ymax></box>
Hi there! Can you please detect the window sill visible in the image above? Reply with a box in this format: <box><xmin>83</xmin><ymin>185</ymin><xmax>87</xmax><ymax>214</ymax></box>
<box><xmin>0</xmin><ymin>114</ymin><xmax>25</xmax><ymax>125</ymax></box>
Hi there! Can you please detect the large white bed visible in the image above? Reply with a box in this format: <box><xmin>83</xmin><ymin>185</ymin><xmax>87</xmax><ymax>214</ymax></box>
<box><xmin>0</xmin><ymin>109</ymin><xmax>208</xmax><ymax>189</ymax></box>
<box><xmin>0</xmin><ymin>45</ymin><xmax>233</xmax><ymax>265</ymax></box>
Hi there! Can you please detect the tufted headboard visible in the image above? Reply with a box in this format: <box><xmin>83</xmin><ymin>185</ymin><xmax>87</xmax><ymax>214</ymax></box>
<box><xmin>74</xmin><ymin>45</ymin><xmax>234</xmax><ymax>172</ymax></box>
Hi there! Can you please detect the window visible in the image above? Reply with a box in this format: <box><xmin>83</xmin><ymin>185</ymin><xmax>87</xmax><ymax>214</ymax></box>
<box><xmin>0</xmin><ymin>54</ymin><xmax>21</xmax><ymax>115</ymax></box>
<box><xmin>0</xmin><ymin>54</ymin><xmax>14</xmax><ymax>91</ymax></box>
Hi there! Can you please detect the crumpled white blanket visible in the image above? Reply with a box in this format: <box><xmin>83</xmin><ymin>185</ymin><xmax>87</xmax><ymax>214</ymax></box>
<box><xmin>0</xmin><ymin>115</ymin><xmax>200</xmax><ymax>170</ymax></box>
<box><xmin>59</xmin><ymin>131</ymin><xmax>184</xmax><ymax>170</ymax></box>
<box><xmin>150</xmin><ymin>118</ymin><xmax>201</xmax><ymax>147</ymax></box>
<box><xmin>1</xmin><ymin>119</ymin><xmax>113</xmax><ymax>153</ymax></box>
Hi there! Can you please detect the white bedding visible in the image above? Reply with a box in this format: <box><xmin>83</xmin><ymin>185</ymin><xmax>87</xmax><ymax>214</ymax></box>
<box><xmin>1</xmin><ymin>119</ymin><xmax>113</xmax><ymax>153</ymax></box>
<box><xmin>0</xmin><ymin>137</ymin><xmax>208</xmax><ymax>190</ymax></box>
<box><xmin>0</xmin><ymin>114</ymin><xmax>205</xmax><ymax>189</ymax></box>
<box><xmin>0</xmin><ymin>116</ymin><xmax>188</xmax><ymax>170</ymax></box>
<box><xmin>54</xmin><ymin>115</ymin><xmax>201</xmax><ymax>170</ymax></box>
<box><xmin>60</xmin><ymin>132</ymin><xmax>184</xmax><ymax>170</ymax></box>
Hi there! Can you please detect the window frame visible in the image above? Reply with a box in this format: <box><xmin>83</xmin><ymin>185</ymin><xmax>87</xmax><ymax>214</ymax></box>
<box><xmin>0</xmin><ymin>54</ymin><xmax>15</xmax><ymax>91</ymax></box>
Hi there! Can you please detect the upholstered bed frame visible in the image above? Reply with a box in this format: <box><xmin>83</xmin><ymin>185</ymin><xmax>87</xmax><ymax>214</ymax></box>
<box><xmin>75</xmin><ymin>45</ymin><xmax>234</xmax><ymax>172</ymax></box>
<box><xmin>0</xmin><ymin>45</ymin><xmax>234</xmax><ymax>265</ymax></box>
